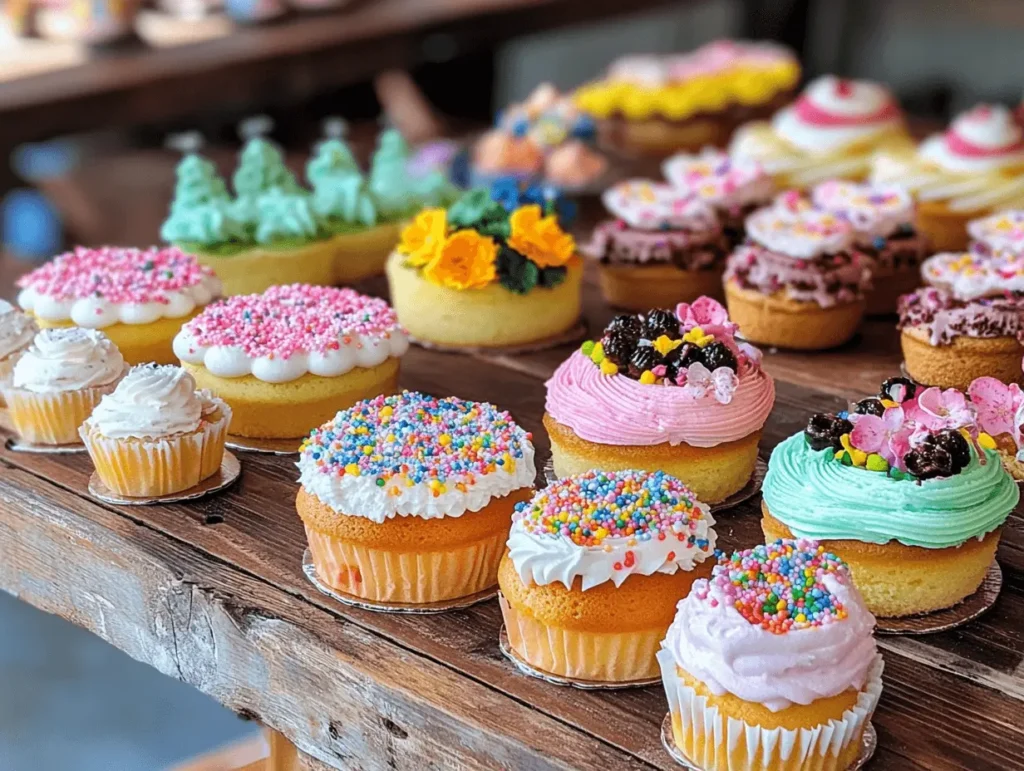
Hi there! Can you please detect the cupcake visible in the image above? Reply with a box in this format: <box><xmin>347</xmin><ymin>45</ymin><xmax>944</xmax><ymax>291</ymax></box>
<box><xmin>297</xmin><ymin>392</ymin><xmax>535</xmax><ymax>605</ymax></box>
<box><xmin>386</xmin><ymin>190</ymin><xmax>583</xmax><ymax>350</ymax></box>
<box><xmin>872</xmin><ymin>104</ymin><xmax>1024</xmax><ymax>252</ymax></box>
<box><xmin>969</xmin><ymin>376</ymin><xmax>1024</xmax><ymax>479</ymax></box>
<box><xmin>899</xmin><ymin>251</ymin><xmax>1024</xmax><ymax>390</ymax></box>
<box><xmin>2</xmin><ymin>328</ymin><xmax>125</xmax><ymax>445</ymax></box>
<box><xmin>575</xmin><ymin>40</ymin><xmax>800</xmax><ymax>157</ymax></box>
<box><xmin>730</xmin><ymin>75</ymin><xmax>912</xmax><ymax>189</ymax></box>
<box><xmin>544</xmin><ymin>298</ymin><xmax>775</xmax><ymax>503</ymax></box>
<box><xmin>811</xmin><ymin>180</ymin><xmax>927</xmax><ymax>315</ymax></box>
<box><xmin>173</xmin><ymin>284</ymin><xmax>407</xmax><ymax>440</ymax></box>
<box><xmin>498</xmin><ymin>469</ymin><xmax>716</xmax><ymax>683</ymax></box>
<box><xmin>16</xmin><ymin>246</ymin><xmax>222</xmax><ymax>366</ymax></box>
<box><xmin>968</xmin><ymin>209</ymin><xmax>1024</xmax><ymax>258</ymax></box>
<box><xmin>662</xmin><ymin>148</ymin><xmax>775</xmax><ymax>247</ymax></box>
<box><xmin>659</xmin><ymin>539</ymin><xmax>882</xmax><ymax>771</ymax></box>
<box><xmin>724</xmin><ymin>197</ymin><xmax>871</xmax><ymax>350</ymax></box>
<box><xmin>762</xmin><ymin>379</ymin><xmax>1017</xmax><ymax>617</ymax></box>
<box><xmin>80</xmin><ymin>364</ymin><xmax>232</xmax><ymax>497</ymax></box>
<box><xmin>0</xmin><ymin>299</ymin><xmax>38</xmax><ymax>392</ymax></box>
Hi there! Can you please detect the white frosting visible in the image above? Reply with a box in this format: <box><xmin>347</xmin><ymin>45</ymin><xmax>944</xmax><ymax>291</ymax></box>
<box><xmin>662</xmin><ymin>149</ymin><xmax>774</xmax><ymax>210</ymax></box>
<box><xmin>0</xmin><ymin>298</ymin><xmax>38</xmax><ymax>361</ymax></box>
<box><xmin>12</xmin><ymin>328</ymin><xmax>124</xmax><ymax>394</ymax></box>
<box><xmin>87</xmin><ymin>364</ymin><xmax>204</xmax><ymax>439</ymax></box>
<box><xmin>968</xmin><ymin>210</ymin><xmax>1024</xmax><ymax>255</ymax></box>
<box><xmin>607</xmin><ymin>55</ymin><xmax>668</xmax><ymax>86</ymax></box>
<box><xmin>919</xmin><ymin>105</ymin><xmax>1024</xmax><ymax>174</ymax></box>
<box><xmin>298</xmin><ymin>443</ymin><xmax>536</xmax><ymax>524</ymax></box>
<box><xmin>811</xmin><ymin>180</ymin><xmax>914</xmax><ymax>243</ymax></box>
<box><xmin>173</xmin><ymin>330</ymin><xmax>409</xmax><ymax>383</ymax></box>
<box><xmin>506</xmin><ymin>509</ymin><xmax>716</xmax><ymax>592</ymax></box>
<box><xmin>601</xmin><ymin>179</ymin><xmax>718</xmax><ymax>231</ymax></box>
<box><xmin>921</xmin><ymin>251</ymin><xmax>1024</xmax><ymax>300</ymax></box>
<box><xmin>17</xmin><ymin>273</ymin><xmax>221</xmax><ymax>328</ymax></box>
<box><xmin>745</xmin><ymin>205</ymin><xmax>856</xmax><ymax>258</ymax></box>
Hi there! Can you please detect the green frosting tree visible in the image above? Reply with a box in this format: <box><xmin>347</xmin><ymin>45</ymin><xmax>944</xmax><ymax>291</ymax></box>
<box><xmin>412</xmin><ymin>169</ymin><xmax>461</xmax><ymax>208</ymax></box>
<box><xmin>162</xmin><ymin>153</ymin><xmax>245</xmax><ymax>246</ymax></box>
<box><xmin>232</xmin><ymin>138</ymin><xmax>303</xmax><ymax>230</ymax></box>
<box><xmin>307</xmin><ymin>138</ymin><xmax>359</xmax><ymax>184</ymax></box>
<box><xmin>368</xmin><ymin>128</ymin><xmax>415</xmax><ymax>219</ymax></box>
<box><xmin>306</xmin><ymin>138</ymin><xmax>377</xmax><ymax>231</ymax></box>
<box><xmin>254</xmin><ymin>188</ymin><xmax>320</xmax><ymax>245</ymax></box>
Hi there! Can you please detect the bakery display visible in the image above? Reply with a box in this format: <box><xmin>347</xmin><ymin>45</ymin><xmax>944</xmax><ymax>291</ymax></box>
<box><xmin>659</xmin><ymin>539</ymin><xmax>882</xmax><ymax>771</ymax></box>
<box><xmin>499</xmin><ymin>469</ymin><xmax>716</xmax><ymax>682</ymax></box>
<box><xmin>762</xmin><ymin>378</ymin><xmax>1017</xmax><ymax>617</ymax></box>
<box><xmin>544</xmin><ymin>298</ymin><xmax>774</xmax><ymax>503</ymax></box>
<box><xmin>15</xmin><ymin>246</ymin><xmax>221</xmax><ymax>366</ymax></box>
<box><xmin>173</xmin><ymin>284</ymin><xmax>407</xmax><ymax>440</ymax></box>
<box><xmin>297</xmin><ymin>391</ymin><xmax>535</xmax><ymax>605</ymax></box>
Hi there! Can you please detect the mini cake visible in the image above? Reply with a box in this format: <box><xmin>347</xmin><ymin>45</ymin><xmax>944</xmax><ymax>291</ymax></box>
<box><xmin>662</xmin><ymin>148</ymin><xmax>775</xmax><ymax>247</ymax></box>
<box><xmin>2</xmin><ymin>328</ymin><xmax>125</xmax><ymax>445</ymax></box>
<box><xmin>0</xmin><ymin>299</ymin><xmax>38</xmax><ymax>392</ymax></box>
<box><xmin>969</xmin><ymin>376</ymin><xmax>1024</xmax><ymax>479</ymax></box>
<box><xmin>16</xmin><ymin>246</ymin><xmax>222</xmax><ymax>366</ymax></box>
<box><xmin>544</xmin><ymin>298</ymin><xmax>775</xmax><ymax>503</ymax></box>
<box><xmin>724</xmin><ymin>196</ymin><xmax>871</xmax><ymax>349</ymax></box>
<box><xmin>872</xmin><ymin>104</ymin><xmax>1024</xmax><ymax>251</ymax></box>
<box><xmin>730</xmin><ymin>75</ymin><xmax>912</xmax><ymax>189</ymax></box>
<box><xmin>498</xmin><ymin>469</ymin><xmax>716</xmax><ymax>682</ymax></box>
<box><xmin>575</xmin><ymin>40</ymin><xmax>800</xmax><ymax>156</ymax></box>
<box><xmin>386</xmin><ymin>190</ymin><xmax>582</xmax><ymax>349</ymax></box>
<box><xmin>297</xmin><ymin>392</ymin><xmax>535</xmax><ymax>604</ymax></box>
<box><xmin>762</xmin><ymin>379</ymin><xmax>1017</xmax><ymax>617</ymax></box>
<box><xmin>80</xmin><ymin>364</ymin><xmax>232</xmax><ymax>497</ymax></box>
<box><xmin>173</xmin><ymin>284</ymin><xmax>407</xmax><ymax>439</ymax></box>
<box><xmin>811</xmin><ymin>180</ymin><xmax>927</xmax><ymax>315</ymax></box>
<box><xmin>659</xmin><ymin>539</ymin><xmax>882</xmax><ymax>771</ymax></box>
<box><xmin>899</xmin><ymin>251</ymin><xmax>1024</xmax><ymax>389</ymax></box>
<box><xmin>968</xmin><ymin>209</ymin><xmax>1024</xmax><ymax>258</ymax></box>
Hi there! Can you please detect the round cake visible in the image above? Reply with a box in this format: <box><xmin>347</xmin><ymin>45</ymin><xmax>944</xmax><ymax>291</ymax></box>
<box><xmin>544</xmin><ymin>298</ymin><xmax>775</xmax><ymax>503</ymax></box>
<box><xmin>659</xmin><ymin>539</ymin><xmax>883</xmax><ymax>771</ymax></box>
<box><xmin>498</xmin><ymin>469</ymin><xmax>716</xmax><ymax>682</ymax></box>
<box><xmin>173</xmin><ymin>283</ymin><xmax>407</xmax><ymax>440</ymax></box>
<box><xmin>297</xmin><ymin>391</ymin><xmax>535</xmax><ymax>605</ymax></box>
<box><xmin>762</xmin><ymin>378</ymin><xmax>1017</xmax><ymax>617</ymax></box>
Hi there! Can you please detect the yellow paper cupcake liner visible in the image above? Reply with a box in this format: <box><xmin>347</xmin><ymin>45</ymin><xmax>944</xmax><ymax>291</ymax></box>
<box><xmin>81</xmin><ymin>413</ymin><xmax>229</xmax><ymax>497</ymax></box>
<box><xmin>2</xmin><ymin>381</ymin><xmax>119</xmax><ymax>445</ymax></box>
<box><xmin>499</xmin><ymin>596</ymin><xmax>664</xmax><ymax>682</ymax></box>
<box><xmin>658</xmin><ymin>649</ymin><xmax>883</xmax><ymax>771</ymax></box>
<box><xmin>304</xmin><ymin>526</ymin><xmax>505</xmax><ymax>604</ymax></box>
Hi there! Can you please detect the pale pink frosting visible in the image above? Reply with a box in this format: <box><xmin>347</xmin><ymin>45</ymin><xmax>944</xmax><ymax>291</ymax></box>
<box><xmin>545</xmin><ymin>350</ymin><xmax>775</xmax><ymax>448</ymax></box>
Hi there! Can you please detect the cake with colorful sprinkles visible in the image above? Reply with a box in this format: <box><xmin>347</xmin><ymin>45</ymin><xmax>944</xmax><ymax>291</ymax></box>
<box><xmin>498</xmin><ymin>469</ymin><xmax>716</xmax><ymax>683</ymax></box>
<box><xmin>173</xmin><ymin>284</ymin><xmax>407</xmax><ymax>440</ymax></box>
<box><xmin>969</xmin><ymin>209</ymin><xmax>1024</xmax><ymax>258</ymax></box>
<box><xmin>544</xmin><ymin>297</ymin><xmax>774</xmax><ymax>503</ymax></box>
<box><xmin>296</xmin><ymin>391</ymin><xmax>536</xmax><ymax>605</ymax></box>
<box><xmin>762</xmin><ymin>378</ymin><xmax>1018</xmax><ymax>617</ymax></box>
<box><xmin>16</xmin><ymin>246</ymin><xmax>222</xmax><ymax>366</ymax></box>
<box><xmin>899</xmin><ymin>250</ymin><xmax>1024</xmax><ymax>389</ymax></box>
<box><xmin>659</xmin><ymin>539</ymin><xmax>883</xmax><ymax>771</ymax></box>
<box><xmin>724</xmin><ymin>193</ymin><xmax>872</xmax><ymax>349</ymax></box>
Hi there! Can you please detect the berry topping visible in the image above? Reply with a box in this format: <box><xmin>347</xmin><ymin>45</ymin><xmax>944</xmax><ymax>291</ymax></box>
<box><xmin>805</xmin><ymin>413</ymin><xmax>853</xmax><ymax>451</ymax></box>
<box><xmin>699</xmin><ymin>341</ymin><xmax>737</xmax><ymax>372</ymax></box>
<box><xmin>879</xmin><ymin>376</ymin><xmax>916</xmax><ymax>404</ymax></box>
<box><xmin>606</xmin><ymin>313</ymin><xmax>645</xmax><ymax>342</ymax></box>
<box><xmin>854</xmin><ymin>398</ymin><xmax>886</xmax><ymax>417</ymax></box>
<box><xmin>905</xmin><ymin>429</ymin><xmax>972</xmax><ymax>479</ymax></box>
<box><xmin>644</xmin><ymin>308</ymin><xmax>680</xmax><ymax>340</ymax></box>
<box><xmin>601</xmin><ymin>332</ymin><xmax>636</xmax><ymax>366</ymax></box>
<box><xmin>628</xmin><ymin>345</ymin><xmax>659</xmax><ymax>378</ymax></box>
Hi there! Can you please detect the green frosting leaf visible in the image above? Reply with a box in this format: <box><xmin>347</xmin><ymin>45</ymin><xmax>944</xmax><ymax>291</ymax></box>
<box><xmin>254</xmin><ymin>189</ymin><xmax>320</xmax><ymax>244</ymax></box>
<box><xmin>537</xmin><ymin>266</ymin><xmax>568</xmax><ymax>289</ymax></box>
<box><xmin>448</xmin><ymin>188</ymin><xmax>507</xmax><ymax>231</ymax></box>
<box><xmin>497</xmin><ymin>247</ymin><xmax>538</xmax><ymax>295</ymax></box>
<box><xmin>368</xmin><ymin>129</ymin><xmax>417</xmax><ymax>218</ymax></box>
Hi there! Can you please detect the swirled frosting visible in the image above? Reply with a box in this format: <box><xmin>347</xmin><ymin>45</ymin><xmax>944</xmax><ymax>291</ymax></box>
<box><xmin>87</xmin><ymin>364</ymin><xmax>207</xmax><ymax>439</ymax></box>
<box><xmin>298</xmin><ymin>392</ymin><xmax>535</xmax><ymax>523</ymax></box>
<box><xmin>545</xmin><ymin>350</ymin><xmax>774</xmax><ymax>448</ymax></box>
<box><xmin>16</xmin><ymin>246</ymin><xmax>221</xmax><ymax>328</ymax></box>
<box><xmin>764</xmin><ymin>433</ymin><xmax>1017</xmax><ymax>548</ymax></box>
<box><xmin>506</xmin><ymin>469</ymin><xmax>716</xmax><ymax>591</ymax></box>
<box><xmin>174</xmin><ymin>284</ymin><xmax>408</xmax><ymax>383</ymax></box>
<box><xmin>897</xmin><ymin>286</ymin><xmax>1024</xmax><ymax>345</ymax></box>
<box><xmin>0</xmin><ymin>299</ymin><xmax>38</xmax><ymax>361</ymax></box>
<box><xmin>662</xmin><ymin>149</ymin><xmax>774</xmax><ymax>213</ymax></box>
<box><xmin>920</xmin><ymin>104</ymin><xmax>1024</xmax><ymax>174</ymax></box>
<box><xmin>11</xmin><ymin>328</ymin><xmax>124</xmax><ymax>394</ymax></box>
<box><xmin>663</xmin><ymin>539</ymin><xmax>876</xmax><ymax>711</ymax></box>
<box><xmin>811</xmin><ymin>180</ymin><xmax>914</xmax><ymax>244</ymax></box>
<box><xmin>968</xmin><ymin>210</ymin><xmax>1024</xmax><ymax>257</ymax></box>
<box><xmin>601</xmin><ymin>180</ymin><xmax>719</xmax><ymax>231</ymax></box>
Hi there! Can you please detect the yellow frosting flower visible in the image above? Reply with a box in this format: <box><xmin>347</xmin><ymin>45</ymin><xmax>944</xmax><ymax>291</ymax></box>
<box><xmin>507</xmin><ymin>204</ymin><xmax>575</xmax><ymax>269</ymax></box>
<box><xmin>682</xmin><ymin>326</ymin><xmax>714</xmax><ymax>348</ymax></box>
<box><xmin>652</xmin><ymin>335</ymin><xmax>683</xmax><ymax>356</ymax></box>
<box><xmin>398</xmin><ymin>208</ymin><xmax>447</xmax><ymax>267</ymax></box>
<box><xmin>422</xmin><ymin>230</ymin><xmax>497</xmax><ymax>290</ymax></box>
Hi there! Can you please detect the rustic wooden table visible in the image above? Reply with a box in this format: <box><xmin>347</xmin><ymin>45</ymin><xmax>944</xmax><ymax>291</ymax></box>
<box><xmin>0</xmin><ymin>250</ymin><xmax>1022</xmax><ymax>769</ymax></box>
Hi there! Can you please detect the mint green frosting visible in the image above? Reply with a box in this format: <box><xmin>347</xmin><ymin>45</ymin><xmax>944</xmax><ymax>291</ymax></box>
<box><xmin>412</xmin><ymin>169</ymin><xmax>460</xmax><ymax>208</ymax></box>
<box><xmin>163</xmin><ymin>154</ymin><xmax>247</xmax><ymax>246</ymax></box>
<box><xmin>763</xmin><ymin>433</ymin><xmax>1018</xmax><ymax>548</ymax></box>
<box><xmin>307</xmin><ymin>138</ymin><xmax>359</xmax><ymax>183</ymax></box>
<box><xmin>232</xmin><ymin>138</ymin><xmax>303</xmax><ymax>231</ymax></box>
<box><xmin>311</xmin><ymin>172</ymin><xmax>378</xmax><ymax>229</ymax></box>
<box><xmin>254</xmin><ymin>189</ymin><xmax>320</xmax><ymax>244</ymax></box>
<box><xmin>368</xmin><ymin>128</ymin><xmax>417</xmax><ymax>218</ymax></box>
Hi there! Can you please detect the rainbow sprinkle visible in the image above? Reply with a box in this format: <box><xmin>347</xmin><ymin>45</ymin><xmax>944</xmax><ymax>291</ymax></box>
<box><xmin>697</xmin><ymin>539</ymin><xmax>849</xmax><ymax>634</ymax></box>
<box><xmin>181</xmin><ymin>284</ymin><xmax>403</xmax><ymax>360</ymax></box>
<box><xmin>299</xmin><ymin>391</ymin><xmax>531</xmax><ymax>494</ymax></box>
<box><xmin>16</xmin><ymin>246</ymin><xmax>213</xmax><ymax>304</ymax></box>
<box><xmin>513</xmin><ymin>469</ymin><xmax>709</xmax><ymax>552</ymax></box>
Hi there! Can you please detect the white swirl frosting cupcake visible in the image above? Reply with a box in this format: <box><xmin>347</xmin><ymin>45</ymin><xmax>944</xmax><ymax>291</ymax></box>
<box><xmin>2</xmin><ymin>327</ymin><xmax>125</xmax><ymax>445</ymax></box>
<box><xmin>0</xmin><ymin>299</ymin><xmax>38</xmax><ymax>390</ymax></box>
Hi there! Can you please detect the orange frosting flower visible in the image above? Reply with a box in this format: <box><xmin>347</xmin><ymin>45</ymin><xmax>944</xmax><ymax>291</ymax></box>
<box><xmin>507</xmin><ymin>204</ymin><xmax>576</xmax><ymax>268</ymax></box>
<box><xmin>423</xmin><ymin>230</ymin><xmax>497</xmax><ymax>290</ymax></box>
<box><xmin>398</xmin><ymin>208</ymin><xmax>447</xmax><ymax>266</ymax></box>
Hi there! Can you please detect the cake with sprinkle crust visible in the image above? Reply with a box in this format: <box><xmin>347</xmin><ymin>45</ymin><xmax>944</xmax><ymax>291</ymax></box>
<box><xmin>297</xmin><ymin>391</ymin><xmax>536</xmax><ymax>605</ymax></box>
<box><xmin>498</xmin><ymin>469</ymin><xmax>716</xmax><ymax>683</ymax></box>
<box><xmin>173</xmin><ymin>284</ymin><xmax>407</xmax><ymax>439</ymax></box>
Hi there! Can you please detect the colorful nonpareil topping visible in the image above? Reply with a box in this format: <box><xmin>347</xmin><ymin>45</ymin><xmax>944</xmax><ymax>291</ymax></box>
<box><xmin>922</xmin><ymin>251</ymin><xmax>1024</xmax><ymax>301</ymax></box>
<box><xmin>968</xmin><ymin>377</ymin><xmax>1024</xmax><ymax>461</ymax></box>
<box><xmin>810</xmin><ymin>180</ymin><xmax>914</xmax><ymax>245</ymax></box>
<box><xmin>600</xmin><ymin>179</ymin><xmax>718</xmax><ymax>232</ymax></box>
<box><xmin>694</xmin><ymin>539</ymin><xmax>849</xmax><ymax>634</ymax></box>
<box><xmin>662</xmin><ymin>149</ymin><xmax>773</xmax><ymax>212</ymax></box>
<box><xmin>969</xmin><ymin>210</ymin><xmax>1024</xmax><ymax>257</ymax></box>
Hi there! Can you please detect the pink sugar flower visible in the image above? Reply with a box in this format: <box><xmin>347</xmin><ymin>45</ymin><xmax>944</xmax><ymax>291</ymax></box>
<box><xmin>850</xmin><ymin>406</ymin><xmax>911</xmax><ymax>468</ymax></box>
<box><xmin>675</xmin><ymin>296</ymin><xmax>737</xmax><ymax>339</ymax></box>
<box><xmin>968</xmin><ymin>377</ymin><xmax>1023</xmax><ymax>439</ymax></box>
<box><xmin>904</xmin><ymin>387</ymin><xmax>975</xmax><ymax>432</ymax></box>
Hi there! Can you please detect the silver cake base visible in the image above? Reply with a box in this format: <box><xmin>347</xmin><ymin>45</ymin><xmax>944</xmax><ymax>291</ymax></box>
<box><xmin>6</xmin><ymin>436</ymin><xmax>87</xmax><ymax>454</ymax></box>
<box><xmin>410</xmin><ymin>320</ymin><xmax>587</xmax><ymax>356</ymax></box>
<box><xmin>876</xmin><ymin>561</ymin><xmax>1002</xmax><ymax>635</ymax></box>
<box><xmin>87</xmin><ymin>451</ymin><xmax>241</xmax><ymax>506</ymax></box>
<box><xmin>225</xmin><ymin>434</ymin><xmax>301</xmax><ymax>456</ymax></box>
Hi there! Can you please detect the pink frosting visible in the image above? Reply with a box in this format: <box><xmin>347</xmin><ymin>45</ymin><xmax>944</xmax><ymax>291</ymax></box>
<box><xmin>545</xmin><ymin>350</ymin><xmax>774</xmax><ymax>448</ymax></box>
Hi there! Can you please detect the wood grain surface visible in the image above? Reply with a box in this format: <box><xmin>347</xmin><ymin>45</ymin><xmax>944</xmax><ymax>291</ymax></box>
<box><xmin>1</xmin><ymin>208</ymin><xmax>1023</xmax><ymax>770</ymax></box>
